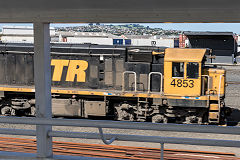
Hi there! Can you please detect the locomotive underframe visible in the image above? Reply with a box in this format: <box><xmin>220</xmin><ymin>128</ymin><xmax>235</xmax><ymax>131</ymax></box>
<box><xmin>0</xmin><ymin>88</ymin><xmax>226</xmax><ymax>124</ymax></box>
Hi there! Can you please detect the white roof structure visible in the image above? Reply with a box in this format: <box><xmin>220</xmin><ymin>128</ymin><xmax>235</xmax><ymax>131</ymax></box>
<box><xmin>0</xmin><ymin>0</ymin><xmax>239</xmax><ymax>23</ymax></box>
<box><xmin>2</xmin><ymin>26</ymin><xmax>55</xmax><ymax>36</ymax></box>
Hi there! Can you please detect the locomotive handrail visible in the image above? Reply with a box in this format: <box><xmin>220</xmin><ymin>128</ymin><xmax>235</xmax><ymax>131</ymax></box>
<box><xmin>218</xmin><ymin>75</ymin><xmax>224</xmax><ymax>111</ymax></box>
<box><xmin>148</xmin><ymin>72</ymin><xmax>163</xmax><ymax>95</ymax></box>
<box><xmin>201</xmin><ymin>75</ymin><xmax>210</xmax><ymax>95</ymax></box>
<box><xmin>122</xmin><ymin>71</ymin><xmax>137</xmax><ymax>92</ymax></box>
<box><xmin>202</xmin><ymin>75</ymin><xmax>210</xmax><ymax>107</ymax></box>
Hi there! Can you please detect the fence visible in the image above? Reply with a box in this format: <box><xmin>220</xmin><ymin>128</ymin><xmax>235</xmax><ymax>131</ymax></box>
<box><xmin>0</xmin><ymin>117</ymin><xmax>239</xmax><ymax>159</ymax></box>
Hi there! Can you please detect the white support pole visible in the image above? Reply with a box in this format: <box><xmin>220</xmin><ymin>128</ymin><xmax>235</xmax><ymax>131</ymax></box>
<box><xmin>34</xmin><ymin>22</ymin><xmax>52</xmax><ymax>158</ymax></box>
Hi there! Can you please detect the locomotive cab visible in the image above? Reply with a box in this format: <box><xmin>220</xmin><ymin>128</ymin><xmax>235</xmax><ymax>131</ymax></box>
<box><xmin>162</xmin><ymin>48</ymin><xmax>227</xmax><ymax>124</ymax></box>
<box><xmin>164</xmin><ymin>48</ymin><xmax>205</xmax><ymax>97</ymax></box>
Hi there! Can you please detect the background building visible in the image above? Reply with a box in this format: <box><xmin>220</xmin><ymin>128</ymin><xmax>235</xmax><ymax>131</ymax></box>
<box><xmin>1</xmin><ymin>26</ymin><xmax>55</xmax><ymax>43</ymax></box>
<box><xmin>0</xmin><ymin>26</ymin><xmax>178</xmax><ymax>48</ymax></box>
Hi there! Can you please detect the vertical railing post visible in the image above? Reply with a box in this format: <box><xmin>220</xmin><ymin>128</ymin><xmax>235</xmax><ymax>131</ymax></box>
<box><xmin>160</xmin><ymin>143</ymin><xmax>164</xmax><ymax>160</ymax></box>
<box><xmin>34</xmin><ymin>22</ymin><xmax>52</xmax><ymax>158</ymax></box>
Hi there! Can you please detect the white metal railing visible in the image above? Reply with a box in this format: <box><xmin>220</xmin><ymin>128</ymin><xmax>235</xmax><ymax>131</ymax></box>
<box><xmin>122</xmin><ymin>71</ymin><xmax>137</xmax><ymax>92</ymax></box>
<box><xmin>148</xmin><ymin>72</ymin><xmax>163</xmax><ymax>94</ymax></box>
<box><xmin>0</xmin><ymin>117</ymin><xmax>240</xmax><ymax>160</ymax></box>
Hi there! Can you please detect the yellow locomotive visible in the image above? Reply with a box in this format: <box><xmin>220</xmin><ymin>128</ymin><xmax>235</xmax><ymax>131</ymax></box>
<box><xmin>161</xmin><ymin>48</ymin><xmax>226</xmax><ymax>124</ymax></box>
<box><xmin>0</xmin><ymin>43</ymin><xmax>229</xmax><ymax>124</ymax></box>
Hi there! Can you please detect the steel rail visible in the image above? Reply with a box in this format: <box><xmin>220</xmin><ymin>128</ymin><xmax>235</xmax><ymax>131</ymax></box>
<box><xmin>0</xmin><ymin>117</ymin><xmax>239</xmax><ymax>135</ymax></box>
<box><xmin>0</xmin><ymin>137</ymin><xmax>237</xmax><ymax>160</ymax></box>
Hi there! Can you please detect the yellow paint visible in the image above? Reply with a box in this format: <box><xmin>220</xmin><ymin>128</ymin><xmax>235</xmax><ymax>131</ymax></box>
<box><xmin>0</xmin><ymin>86</ymin><xmax>219</xmax><ymax>101</ymax></box>
<box><xmin>164</xmin><ymin>61</ymin><xmax>202</xmax><ymax>96</ymax></box>
<box><xmin>66</xmin><ymin>60</ymin><xmax>88</xmax><ymax>82</ymax></box>
<box><xmin>208</xmin><ymin>68</ymin><xmax>225</xmax><ymax>96</ymax></box>
<box><xmin>209</xmin><ymin>112</ymin><xmax>219</xmax><ymax>119</ymax></box>
<box><xmin>51</xmin><ymin>59</ymin><xmax>88</xmax><ymax>82</ymax></box>
<box><xmin>0</xmin><ymin>87</ymin><xmax>35</xmax><ymax>93</ymax></box>
<box><xmin>164</xmin><ymin>48</ymin><xmax>207</xmax><ymax>62</ymax></box>
<box><xmin>210</xmin><ymin>104</ymin><xmax>218</xmax><ymax>110</ymax></box>
<box><xmin>51</xmin><ymin>59</ymin><xmax>69</xmax><ymax>81</ymax></box>
<box><xmin>152</xmin><ymin>51</ymin><xmax>164</xmax><ymax>55</ymax></box>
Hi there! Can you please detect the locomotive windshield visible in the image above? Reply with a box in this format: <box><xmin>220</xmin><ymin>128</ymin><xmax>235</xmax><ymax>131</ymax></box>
<box><xmin>172</xmin><ymin>62</ymin><xmax>184</xmax><ymax>78</ymax></box>
<box><xmin>187</xmin><ymin>62</ymin><xmax>199</xmax><ymax>79</ymax></box>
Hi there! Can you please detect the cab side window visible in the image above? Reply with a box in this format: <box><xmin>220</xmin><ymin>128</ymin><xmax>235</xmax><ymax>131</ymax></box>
<box><xmin>187</xmin><ymin>62</ymin><xmax>199</xmax><ymax>79</ymax></box>
<box><xmin>172</xmin><ymin>62</ymin><xmax>184</xmax><ymax>78</ymax></box>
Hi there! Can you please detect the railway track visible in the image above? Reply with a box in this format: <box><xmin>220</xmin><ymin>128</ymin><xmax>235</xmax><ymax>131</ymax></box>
<box><xmin>0</xmin><ymin>137</ymin><xmax>237</xmax><ymax>160</ymax></box>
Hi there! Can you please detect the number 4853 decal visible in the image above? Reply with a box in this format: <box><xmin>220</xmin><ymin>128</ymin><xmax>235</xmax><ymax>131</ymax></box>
<box><xmin>170</xmin><ymin>79</ymin><xmax>194</xmax><ymax>88</ymax></box>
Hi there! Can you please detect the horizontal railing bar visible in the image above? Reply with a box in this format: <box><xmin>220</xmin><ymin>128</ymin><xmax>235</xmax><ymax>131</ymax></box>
<box><xmin>0</xmin><ymin>127</ymin><xmax>239</xmax><ymax>148</ymax></box>
<box><xmin>0</xmin><ymin>125</ymin><xmax>239</xmax><ymax>149</ymax></box>
<box><xmin>0</xmin><ymin>128</ymin><xmax>36</xmax><ymax>136</ymax></box>
<box><xmin>49</xmin><ymin>131</ymin><xmax>240</xmax><ymax>148</ymax></box>
<box><xmin>0</xmin><ymin>117</ymin><xmax>239</xmax><ymax>135</ymax></box>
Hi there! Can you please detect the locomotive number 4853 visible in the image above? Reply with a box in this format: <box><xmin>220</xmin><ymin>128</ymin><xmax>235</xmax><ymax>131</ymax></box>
<box><xmin>170</xmin><ymin>79</ymin><xmax>194</xmax><ymax>88</ymax></box>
